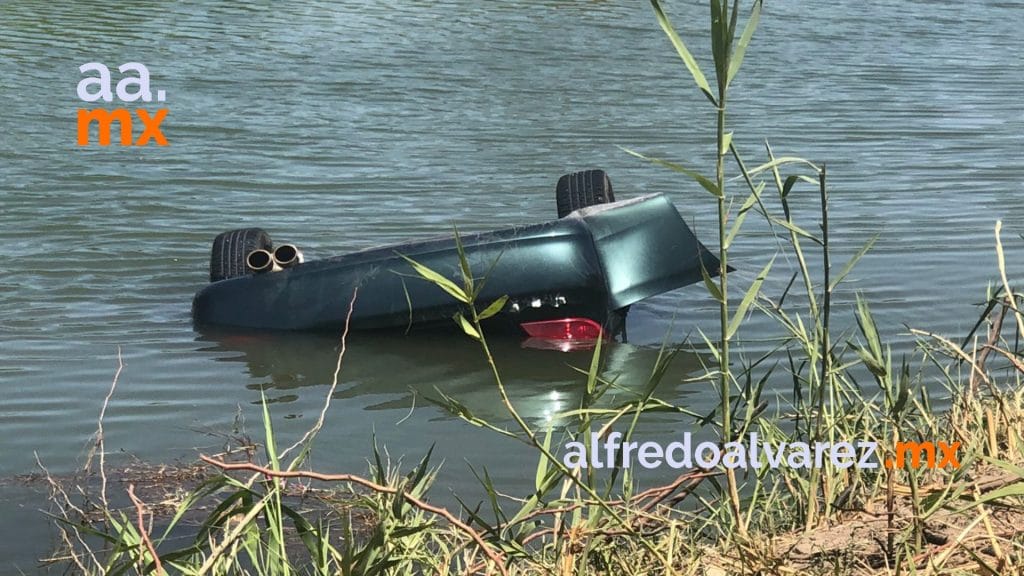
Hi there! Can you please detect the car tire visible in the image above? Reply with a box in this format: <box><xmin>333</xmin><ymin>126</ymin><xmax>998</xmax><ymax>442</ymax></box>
<box><xmin>209</xmin><ymin>228</ymin><xmax>273</xmax><ymax>282</ymax></box>
<box><xmin>555</xmin><ymin>169</ymin><xmax>615</xmax><ymax>218</ymax></box>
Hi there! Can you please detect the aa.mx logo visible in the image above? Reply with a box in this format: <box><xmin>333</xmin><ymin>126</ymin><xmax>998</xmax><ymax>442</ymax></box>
<box><xmin>77</xmin><ymin>62</ymin><xmax>168</xmax><ymax>146</ymax></box>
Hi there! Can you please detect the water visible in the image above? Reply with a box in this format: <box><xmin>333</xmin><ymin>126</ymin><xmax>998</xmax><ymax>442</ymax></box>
<box><xmin>1</xmin><ymin>0</ymin><xmax>1022</xmax><ymax>569</ymax></box>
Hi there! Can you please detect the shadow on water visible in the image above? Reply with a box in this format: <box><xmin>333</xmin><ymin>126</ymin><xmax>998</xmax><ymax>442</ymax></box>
<box><xmin>194</xmin><ymin>327</ymin><xmax>710</xmax><ymax>428</ymax></box>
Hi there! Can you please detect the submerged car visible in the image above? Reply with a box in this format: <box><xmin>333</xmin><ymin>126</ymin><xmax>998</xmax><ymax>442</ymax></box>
<box><xmin>192</xmin><ymin>170</ymin><xmax>722</xmax><ymax>346</ymax></box>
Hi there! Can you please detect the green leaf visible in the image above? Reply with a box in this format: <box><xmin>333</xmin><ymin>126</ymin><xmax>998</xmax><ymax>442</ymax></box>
<box><xmin>158</xmin><ymin>475</ymin><xmax>232</xmax><ymax>541</ymax></box>
<box><xmin>724</xmin><ymin>182</ymin><xmax>764</xmax><ymax>249</ymax></box>
<box><xmin>397</xmin><ymin>253</ymin><xmax>469</xmax><ymax>303</ymax></box>
<box><xmin>535</xmin><ymin>427</ymin><xmax>553</xmax><ymax>492</ymax></box>
<box><xmin>649</xmin><ymin>0</ymin><xmax>717</xmax><ymax>106</ymax></box>
<box><xmin>728</xmin><ymin>255</ymin><xmax>774</xmax><ymax>339</ymax></box>
<box><xmin>727</xmin><ymin>0</ymin><xmax>740</xmax><ymax>58</ymax></box>
<box><xmin>453</xmin><ymin>227</ymin><xmax>475</xmax><ymax>294</ymax></box>
<box><xmin>391</xmin><ymin>480</ymin><xmax>408</xmax><ymax>517</ymax></box>
<box><xmin>961</xmin><ymin>482</ymin><xmax>1024</xmax><ymax>509</ymax></box>
<box><xmin>781</xmin><ymin>174</ymin><xmax>800</xmax><ymax>198</ymax></box>
<box><xmin>454</xmin><ymin>312</ymin><xmax>480</xmax><ymax>341</ymax></box>
<box><xmin>478</xmin><ymin>295</ymin><xmax>509</xmax><ymax>320</ymax></box>
<box><xmin>424</xmin><ymin>388</ymin><xmax>520</xmax><ymax>439</ymax></box>
<box><xmin>279</xmin><ymin>502</ymin><xmax>323</xmax><ymax>555</ymax></box>
<box><xmin>710</xmin><ymin>0</ymin><xmax>729</xmax><ymax>89</ymax></box>
<box><xmin>829</xmin><ymin>233</ymin><xmax>879</xmax><ymax>291</ymax></box>
<box><xmin>400</xmin><ymin>276</ymin><xmax>413</xmax><ymax>333</ymax></box>
<box><xmin>406</xmin><ymin>444</ymin><xmax>436</xmax><ymax>498</ymax></box>
<box><xmin>720</xmin><ymin>131</ymin><xmax>733</xmax><ymax>157</ymax></box>
<box><xmin>982</xmin><ymin>456</ymin><xmax>1024</xmax><ymax>480</ymax></box>
<box><xmin>585</xmin><ymin>331</ymin><xmax>604</xmax><ymax>396</ymax></box>
<box><xmin>729</xmin><ymin>141</ymin><xmax>779</xmax><ymax>241</ymax></box>
<box><xmin>855</xmin><ymin>295</ymin><xmax>883</xmax><ymax>361</ymax></box>
<box><xmin>260</xmin><ymin>389</ymin><xmax>280</xmax><ymax>472</ymax></box>
<box><xmin>700</xmin><ymin>262</ymin><xmax>724</xmax><ymax>303</ymax></box>
<box><xmin>849</xmin><ymin>344</ymin><xmax>884</xmax><ymax>377</ymax></box>
<box><xmin>472</xmin><ymin>249</ymin><xmax>505</xmax><ymax>298</ymax></box>
<box><xmin>745</xmin><ymin>156</ymin><xmax>820</xmax><ymax>177</ymax></box>
<box><xmin>620</xmin><ymin>146</ymin><xmax>720</xmax><ymax>197</ymax></box>
<box><xmin>770</xmin><ymin>216</ymin><xmax>823</xmax><ymax>245</ymax></box>
<box><xmin>466</xmin><ymin>464</ymin><xmax>508</xmax><ymax>526</ymax></box>
<box><xmin>765</xmin><ymin>141</ymin><xmax>785</xmax><ymax>193</ymax></box>
<box><xmin>372</xmin><ymin>435</ymin><xmax>386</xmax><ymax>484</ymax></box>
<box><xmin>505</xmin><ymin>493</ymin><xmax>542</xmax><ymax>530</ymax></box>
<box><xmin>695</xmin><ymin>327</ymin><xmax>722</xmax><ymax>365</ymax></box>
<box><xmin>727</xmin><ymin>0</ymin><xmax>761</xmax><ymax>85</ymax></box>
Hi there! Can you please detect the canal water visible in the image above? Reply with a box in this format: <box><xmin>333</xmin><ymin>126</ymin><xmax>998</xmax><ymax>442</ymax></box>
<box><xmin>1</xmin><ymin>0</ymin><xmax>1022</xmax><ymax>569</ymax></box>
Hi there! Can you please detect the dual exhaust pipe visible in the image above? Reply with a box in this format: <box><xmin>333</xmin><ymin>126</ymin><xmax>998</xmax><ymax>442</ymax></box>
<box><xmin>247</xmin><ymin>244</ymin><xmax>304</xmax><ymax>274</ymax></box>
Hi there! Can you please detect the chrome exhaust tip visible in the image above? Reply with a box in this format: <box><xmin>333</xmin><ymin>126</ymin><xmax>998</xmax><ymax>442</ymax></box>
<box><xmin>273</xmin><ymin>244</ymin><xmax>304</xmax><ymax>268</ymax></box>
<box><xmin>247</xmin><ymin>249</ymin><xmax>281</xmax><ymax>274</ymax></box>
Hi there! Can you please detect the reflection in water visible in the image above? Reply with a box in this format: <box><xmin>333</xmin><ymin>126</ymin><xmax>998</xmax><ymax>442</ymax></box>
<box><xmin>195</xmin><ymin>329</ymin><xmax>707</xmax><ymax>427</ymax></box>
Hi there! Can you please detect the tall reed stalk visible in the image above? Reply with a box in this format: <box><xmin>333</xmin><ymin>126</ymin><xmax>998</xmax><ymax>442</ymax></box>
<box><xmin>639</xmin><ymin>0</ymin><xmax>766</xmax><ymax>537</ymax></box>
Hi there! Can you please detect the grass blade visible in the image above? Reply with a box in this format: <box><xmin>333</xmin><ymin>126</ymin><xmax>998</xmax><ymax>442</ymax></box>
<box><xmin>724</xmin><ymin>181</ymin><xmax>764</xmax><ymax>249</ymax></box>
<box><xmin>620</xmin><ymin>146</ymin><xmax>720</xmax><ymax>197</ymax></box>
<box><xmin>728</xmin><ymin>255</ymin><xmax>774</xmax><ymax>339</ymax></box>
<box><xmin>743</xmin><ymin>155</ymin><xmax>820</xmax><ymax>177</ymax></box>
<box><xmin>770</xmin><ymin>216</ymin><xmax>823</xmax><ymax>246</ymax></box>
<box><xmin>829</xmin><ymin>233</ymin><xmax>879</xmax><ymax>291</ymax></box>
<box><xmin>649</xmin><ymin>0</ymin><xmax>717</xmax><ymax>106</ymax></box>
<box><xmin>727</xmin><ymin>0</ymin><xmax>761</xmax><ymax>85</ymax></box>
<box><xmin>260</xmin><ymin>390</ymin><xmax>280</xmax><ymax>472</ymax></box>
<box><xmin>398</xmin><ymin>253</ymin><xmax>469</xmax><ymax>304</ymax></box>
<box><xmin>710</xmin><ymin>0</ymin><xmax>727</xmax><ymax>87</ymax></box>
<box><xmin>478</xmin><ymin>295</ymin><xmax>509</xmax><ymax>320</ymax></box>
<box><xmin>701</xmin><ymin>262</ymin><xmax>725</xmax><ymax>303</ymax></box>
<box><xmin>455</xmin><ymin>312</ymin><xmax>481</xmax><ymax>341</ymax></box>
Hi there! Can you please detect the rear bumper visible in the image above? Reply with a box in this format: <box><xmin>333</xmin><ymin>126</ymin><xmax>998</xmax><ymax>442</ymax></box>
<box><xmin>571</xmin><ymin>194</ymin><xmax>720</xmax><ymax>310</ymax></box>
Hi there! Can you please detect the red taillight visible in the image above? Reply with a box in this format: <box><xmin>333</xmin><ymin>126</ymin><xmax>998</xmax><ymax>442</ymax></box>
<box><xmin>520</xmin><ymin>318</ymin><xmax>603</xmax><ymax>341</ymax></box>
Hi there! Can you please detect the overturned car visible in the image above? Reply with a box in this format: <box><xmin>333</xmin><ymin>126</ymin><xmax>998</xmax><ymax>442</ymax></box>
<box><xmin>192</xmin><ymin>170</ymin><xmax>722</xmax><ymax>346</ymax></box>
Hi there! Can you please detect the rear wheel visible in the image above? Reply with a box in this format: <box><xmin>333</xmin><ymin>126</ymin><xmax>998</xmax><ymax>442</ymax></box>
<box><xmin>555</xmin><ymin>169</ymin><xmax>615</xmax><ymax>218</ymax></box>
<box><xmin>209</xmin><ymin>228</ymin><xmax>272</xmax><ymax>282</ymax></box>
